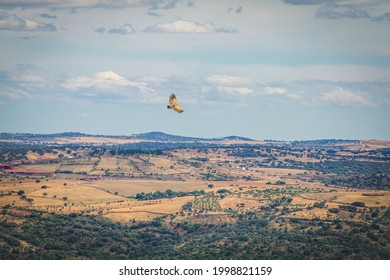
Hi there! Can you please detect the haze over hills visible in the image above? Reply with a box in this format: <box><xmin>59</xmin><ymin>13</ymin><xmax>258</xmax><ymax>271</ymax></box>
<box><xmin>0</xmin><ymin>131</ymin><xmax>257</xmax><ymax>143</ymax></box>
<box><xmin>134</xmin><ymin>131</ymin><xmax>206</xmax><ymax>142</ymax></box>
<box><xmin>2</xmin><ymin>131</ymin><xmax>390</xmax><ymax>153</ymax></box>
<box><xmin>0</xmin><ymin>131</ymin><xmax>379</xmax><ymax>142</ymax></box>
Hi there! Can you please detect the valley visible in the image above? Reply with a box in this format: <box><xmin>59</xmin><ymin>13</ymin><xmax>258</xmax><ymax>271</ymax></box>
<box><xmin>0</xmin><ymin>132</ymin><xmax>389</xmax><ymax>259</ymax></box>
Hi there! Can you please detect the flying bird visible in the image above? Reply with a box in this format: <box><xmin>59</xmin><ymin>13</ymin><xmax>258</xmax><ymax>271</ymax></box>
<box><xmin>167</xmin><ymin>93</ymin><xmax>184</xmax><ymax>113</ymax></box>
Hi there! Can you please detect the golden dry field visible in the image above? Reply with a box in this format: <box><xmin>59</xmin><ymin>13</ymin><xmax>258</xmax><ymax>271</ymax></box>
<box><xmin>1</xmin><ymin>172</ymin><xmax>389</xmax><ymax>224</ymax></box>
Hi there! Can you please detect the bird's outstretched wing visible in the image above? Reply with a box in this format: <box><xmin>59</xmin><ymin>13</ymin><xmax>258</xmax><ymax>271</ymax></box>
<box><xmin>167</xmin><ymin>93</ymin><xmax>184</xmax><ymax>113</ymax></box>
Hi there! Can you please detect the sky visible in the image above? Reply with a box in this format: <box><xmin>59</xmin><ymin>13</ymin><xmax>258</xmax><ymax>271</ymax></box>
<box><xmin>0</xmin><ymin>0</ymin><xmax>389</xmax><ymax>141</ymax></box>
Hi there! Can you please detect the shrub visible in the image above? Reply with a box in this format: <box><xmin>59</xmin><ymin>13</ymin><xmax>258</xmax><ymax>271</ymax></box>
<box><xmin>328</xmin><ymin>208</ymin><xmax>340</xmax><ymax>214</ymax></box>
<box><xmin>351</xmin><ymin>201</ymin><xmax>365</xmax><ymax>207</ymax></box>
<box><xmin>217</xmin><ymin>189</ymin><xmax>231</xmax><ymax>194</ymax></box>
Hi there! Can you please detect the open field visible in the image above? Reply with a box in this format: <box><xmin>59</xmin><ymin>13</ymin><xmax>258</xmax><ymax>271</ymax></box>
<box><xmin>85</xmin><ymin>179</ymin><xmax>209</xmax><ymax>196</ymax></box>
<box><xmin>1</xmin><ymin>174</ymin><xmax>389</xmax><ymax>224</ymax></box>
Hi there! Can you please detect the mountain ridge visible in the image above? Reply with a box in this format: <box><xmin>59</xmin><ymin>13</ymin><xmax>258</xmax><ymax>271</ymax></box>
<box><xmin>0</xmin><ymin>131</ymin><xmax>256</xmax><ymax>142</ymax></box>
<box><xmin>1</xmin><ymin>131</ymin><xmax>387</xmax><ymax>143</ymax></box>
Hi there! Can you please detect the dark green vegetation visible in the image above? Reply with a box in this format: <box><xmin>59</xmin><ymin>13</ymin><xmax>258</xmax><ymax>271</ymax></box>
<box><xmin>0</xmin><ymin>210</ymin><xmax>389</xmax><ymax>260</ymax></box>
<box><xmin>227</xmin><ymin>145</ymin><xmax>390</xmax><ymax>190</ymax></box>
<box><xmin>135</xmin><ymin>189</ymin><xmax>206</xmax><ymax>200</ymax></box>
<box><xmin>109</xmin><ymin>148</ymin><xmax>163</xmax><ymax>156</ymax></box>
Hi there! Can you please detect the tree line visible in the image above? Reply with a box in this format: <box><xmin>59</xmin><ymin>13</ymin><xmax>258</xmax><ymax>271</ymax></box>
<box><xmin>135</xmin><ymin>189</ymin><xmax>206</xmax><ymax>200</ymax></box>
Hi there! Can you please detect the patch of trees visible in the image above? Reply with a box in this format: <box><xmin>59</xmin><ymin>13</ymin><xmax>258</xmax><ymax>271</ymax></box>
<box><xmin>339</xmin><ymin>205</ymin><xmax>357</xmax><ymax>213</ymax></box>
<box><xmin>180</xmin><ymin>159</ymin><xmax>202</xmax><ymax>168</ymax></box>
<box><xmin>17</xmin><ymin>190</ymin><xmax>25</xmax><ymax>196</ymax></box>
<box><xmin>2</xmin><ymin>211</ymin><xmax>389</xmax><ymax>260</ymax></box>
<box><xmin>0</xmin><ymin>142</ymin><xmax>86</xmax><ymax>162</ymax></box>
<box><xmin>270</xmin><ymin>196</ymin><xmax>292</xmax><ymax>208</ymax></box>
<box><xmin>362</xmin><ymin>193</ymin><xmax>384</xmax><ymax>197</ymax></box>
<box><xmin>308</xmin><ymin>161</ymin><xmax>390</xmax><ymax>176</ymax></box>
<box><xmin>200</xmin><ymin>172</ymin><xmax>229</xmax><ymax>181</ymax></box>
<box><xmin>0</xmin><ymin>213</ymin><xmax>179</xmax><ymax>259</ymax></box>
<box><xmin>227</xmin><ymin>148</ymin><xmax>270</xmax><ymax>158</ymax></box>
<box><xmin>88</xmin><ymin>147</ymin><xmax>107</xmax><ymax>157</ymax></box>
<box><xmin>216</xmin><ymin>189</ymin><xmax>231</xmax><ymax>194</ymax></box>
<box><xmin>190</xmin><ymin>157</ymin><xmax>209</xmax><ymax>162</ymax></box>
<box><xmin>109</xmin><ymin>148</ymin><xmax>163</xmax><ymax>156</ymax></box>
<box><xmin>55</xmin><ymin>170</ymin><xmax>73</xmax><ymax>174</ymax></box>
<box><xmin>328</xmin><ymin>208</ymin><xmax>340</xmax><ymax>214</ymax></box>
<box><xmin>108</xmin><ymin>142</ymin><xmax>222</xmax><ymax>152</ymax></box>
<box><xmin>318</xmin><ymin>172</ymin><xmax>390</xmax><ymax>190</ymax></box>
<box><xmin>135</xmin><ymin>189</ymin><xmax>205</xmax><ymax>200</ymax></box>
<box><xmin>0</xmin><ymin>143</ymin><xmax>29</xmax><ymax>162</ymax></box>
<box><xmin>313</xmin><ymin>201</ymin><xmax>326</xmax><ymax>208</ymax></box>
<box><xmin>351</xmin><ymin>202</ymin><xmax>365</xmax><ymax>207</ymax></box>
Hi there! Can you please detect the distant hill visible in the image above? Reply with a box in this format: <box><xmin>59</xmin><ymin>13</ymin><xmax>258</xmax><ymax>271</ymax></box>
<box><xmin>0</xmin><ymin>131</ymin><xmax>255</xmax><ymax>143</ymax></box>
<box><xmin>0</xmin><ymin>132</ymin><xmax>88</xmax><ymax>140</ymax></box>
<box><xmin>0</xmin><ymin>131</ymin><xmax>126</xmax><ymax>140</ymax></box>
<box><xmin>133</xmin><ymin>131</ymin><xmax>205</xmax><ymax>142</ymax></box>
<box><xmin>218</xmin><ymin>135</ymin><xmax>255</xmax><ymax>142</ymax></box>
<box><xmin>132</xmin><ymin>132</ymin><xmax>256</xmax><ymax>142</ymax></box>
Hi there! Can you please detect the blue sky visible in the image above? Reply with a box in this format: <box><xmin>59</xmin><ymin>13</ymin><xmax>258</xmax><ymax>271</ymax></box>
<box><xmin>0</xmin><ymin>0</ymin><xmax>389</xmax><ymax>140</ymax></box>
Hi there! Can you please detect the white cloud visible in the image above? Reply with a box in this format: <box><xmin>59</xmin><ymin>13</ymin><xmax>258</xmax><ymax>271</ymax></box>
<box><xmin>0</xmin><ymin>0</ymin><xmax>165</xmax><ymax>9</ymax></box>
<box><xmin>1</xmin><ymin>65</ymin><xmax>388</xmax><ymax>109</ymax></box>
<box><xmin>205</xmin><ymin>74</ymin><xmax>254</xmax><ymax>96</ymax></box>
<box><xmin>0</xmin><ymin>10</ymin><xmax>56</xmax><ymax>31</ymax></box>
<box><xmin>150</xmin><ymin>0</ymin><xmax>180</xmax><ymax>10</ymax></box>
<box><xmin>0</xmin><ymin>64</ymin><xmax>63</xmax><ymax>100</ymax></box>
<box><xmin>218</xmin><ymin>86</ymin><xmax>253</xmax><ymax>95</ymax></box>
<box><xmin>0</xmin><ymin>0</ymin><xmax>182</xmax><ymax>10</ymax></box>
<box><xmin>206</xmin><ymin>74</ymin><xmax>251</xmax><ymax>85</ymax></box>
<box><xmin>263</xmin><ymin>87</ymin><xmax>287</xmax><ymax>95</ymax></box>
<box><xmin>95</xmin><ymin>24</ymin><xmax>136</xmax><ymax>35</ymax></box>
<box><xmin>0</xmin><ymin>66</ymin><xmax>161</xmax><ymax>103</ymax></box>
<box><xmin>315</xmin><ymin>5</ymin><xmax>370</xmax><ymax>20</ymax></box>
<box><xmin>237</xmin><ymin>64</ymin><xmax>390</xmax><ymax>82</ymax></box>
<box><xmin>0</xmin><ymin>86</ymin><xmax>28</xmax><ymax>100</ymax></box>
<box><xmin>286</xmin><ymin>92</ymin><xmax>304</xmax><ymax>100</ymax></box>
<box><xmin>321</xmin><ymin>87</ymin><xmax>376</xmax><ymax>107</ymax></box>
<box><xmin>144</xmin><ymin>20</ymin><xmax>236</xmax><ymax>33</ymax></box>
<box><xmin>63</xmin><ymin>70</ymin><xmax>150</xmax><ymax>92</ymax></box>
<box><xmin>283</xmin><ymin>0</ymin><xmax>383</xmax><ymax>6</ymax></box>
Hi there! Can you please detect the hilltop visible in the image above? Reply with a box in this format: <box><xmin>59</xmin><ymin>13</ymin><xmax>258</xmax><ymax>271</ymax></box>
<box><xmin>132</xmin><ymin>131</ymin><xmax>205</xmax><ymax>142</ymax></box>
